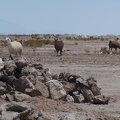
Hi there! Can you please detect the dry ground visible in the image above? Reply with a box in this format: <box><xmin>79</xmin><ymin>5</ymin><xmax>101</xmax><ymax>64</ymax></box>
<box><xmin>1</xmin><ymin>39</ymin><xmax>120</xmax><ymax>119</ymax></box>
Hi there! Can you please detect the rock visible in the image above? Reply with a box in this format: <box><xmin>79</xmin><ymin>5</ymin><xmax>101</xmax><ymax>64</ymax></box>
<box><xmin>25</xmin><ymin>88</ymin><xmax>41</xmax><ymax>97</ymax></box>
<box><xmin>46</xmin><ymin>80</ymin><xmax>67</xmax><ymax>100</ymax></box>
<box><xmin>0</xmin><ymin>81</ymin><xmax>8</xmax><ymax>95</ymax></box>
<box><xmin>6</xmin><ymin>92</ymin><xmax>14</xmax><ymax>101</ymax></box>
<box><xmin>86</xmin><ymin>77</ymin><xmax>97</xmax><ymax>87</ymax></box>
<box><xmin>66</xmin><ymin>94</ymin><xmax>74</xmax><ymax>103</ymax></box>
<box><xmin>0</xmin><ymin>71</ymin><xmax>4</xmax><ymax>80</ymax></box>
<box><xmin>59</xmin><ymin>72</ymin><xmax>65</xmax><ymax>80</ymax></box>
<box><xmin>62</xmin><ymin>114</ymin><xmax>76</xmax><ymax>120</ymax></box>
<box><xmin>90</xmin><ymin>85</ymin><xmax>101</xmax><ymax>96</ymax></box>
<box><xmin>73</xmin><ymin>93</ymin><xmax>85</xmax><ymax>103</ymax></box>
<box><xmin>37</xmin><ymin>75</ymin><xmax>45</xmax><ymax>83</ymax></box>
<box><xmin>7</xmin><ymin>75</ymin><xmax>17</xmax><ymax>87</ymax></box>
<box><xmin>93</xmin><ymin>95</ymin><xmax>110</xmax><ymax>104</ymax></box>
<box><xmin>35</xmin><ymin>81</ymin><xmax>49</xmax><ymax>98</ymax></box>
<box><xmin>37</xmin><ymin>111</ymin><xmax>52</xmax><ymax>120</ymax></box>
<box><xmin>14</xmin><ymin>91</ymin><xmax>31</xmax><ymax>102</ymax></box>
<box><xmin>44</xmin><ymin>68</ymin><xmax>52</xmax><ymax>76</ymax></box>
<box><xmin>13</xmin><ymin>76</ymin><xmax>35</xmax><ymax>93</ymax></box>
<box><xmin>6</xmin><ymin>91</ymin><xmax>28</xmax><ymax>102</ymax></box>
<box><xmin>59</xmin><ymin>72</ymin><xmax>71</xmax><ymax>81</ymax></box>
<box><xmin>20</xmin><ymin>66</ymin><xmax>38</xmax><ymax>77</ymax></box>
<box><xmin>4</xmin><ymin>60</ymin><xmax>17</xmax><ymax>76</ymax></box>
<box><xmin>42</xmin><ymin>68</ymin><xmax>52</xmax><ymax>82</ymax></box>
<box><xmin>31</xmin><ymin>62</ymin><xmax>43</xmax><ymax>70</ymax></box>
<box><xmin>64</xmin><ymin>72</ymin><xmax>71</xmax><ymax>81</ymax></box>
<box><xmin>0</xmin><ymin>87</ymin><xmax>8</xmax><ymax>95</ymax></box>
<box><xmin>76</xmin><ymin>77</ymin><xmax>89</xmax><ymax>87</ymax></box>
<box><xmin>68</xmin><ymin>74</ymin><xmax>79</xmax><ymax>83</ymax></box>
<box><xmin>80</xmin><ymin>87</ymin><xmax>94</xmax><ymax>103</ymax></box>
<box><xmin>0</xmin><ymin>81</ymin><xmax>6</xmax><ymax>88</ymax></box>
<box><xmin>0</xmin><ymin>102</ymin><xmax>33</xmax><ymax>120</ymax></box>
<box><xmin>26</xmin><ymin>74</ymin><xmax>36</xmax><ymax>85</ymax></box>
<box><xmin>0</xmin><ymin>58</ymin><xmax>4</xmax><ymax>71</ymax></box>
<box><xmin>62</xmin><ymin>82</ymin><xmax>76</xmax><ymax>94</ymax></box>
<box><xmin>42</xmin><ymin>72</ymin><xmax>52</xmax><ymax>82</ymax></box>
<box><xmin>52</xmin><ymin>74</ymin><xmax>58</xmax><ymax>80</ymax></box>
<box><xmin>86</xmin><ymin>77</ymin><xmax>101</xmax><ymax>96</ymax></box>
<box><xmin>14</xmin><ymin>57</ymin><xmax>28</xmax><ymax>71</ymax></box>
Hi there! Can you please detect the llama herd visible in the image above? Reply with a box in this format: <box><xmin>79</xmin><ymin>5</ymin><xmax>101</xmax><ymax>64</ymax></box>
<box><xmin>4</xmin><ymin>36</ymin><xmax>120</xmax><ymax>59</ymax></box>
<box><xmin>5</xmin><ymin>37</ymin><xmax>64</xmax><ymax>59</ymax></box>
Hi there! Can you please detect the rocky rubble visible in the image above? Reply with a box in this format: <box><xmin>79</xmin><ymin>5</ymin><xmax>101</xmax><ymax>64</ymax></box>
<box><xmin>0</xmin><ymin>57</ymin><xmax>110</xmax><ymax>120</ymax></box>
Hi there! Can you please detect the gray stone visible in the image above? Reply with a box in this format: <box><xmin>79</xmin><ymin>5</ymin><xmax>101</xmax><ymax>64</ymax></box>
<box><xmin>86</xmin><ymin>77</ymin><xmax>101</xmax><ymax>96</ymax></box>
<box><xmin>0</xmin><ymin>87</ymin><xmax>8</xmax><ymax>95</ymax></box>
<box><xmin>0</xmin><ymin>58</ymin><xmax>4</xmax><ymax>71</ymax></box>
<box><xmin>66</xmin><ymin>94</ymin><xmax>74</xmax><ymax>103</ymax></box>
<box><xmin>46</xmin><ymin>80</ymin><xmax>67</xmax><ymax>100</ymax></box>
<box><xmin>0</xmin><ymin>71</ymin><xmax>4</xmax><ymax>80</ymax></box>
<box><xmin>14</xmin><ymin>91</ymin><xmax>31</xmax><ymax>102</ymax></box>
<box><xmin>20</xmin><ymin>66</ymin><xmax>37</xmax><ymax>77</ymax></box>
<box><xmin>73</xmin><ymin>94</ymin><xmax>85</xmax><ymax>103</ymax></box>
<box><xmin>93</xmin><ymin>95</ymin><xmax>110</xmax><ymax>104</ymax></box>
<box><xmin>81</xmin><ymin>87</ymin><xmax>94</xmax><ymax>103</ymax></box>
<box><xmin>0</xmin><ymin>102</ymin><xmax>33</xmax><ymax>120</ymax></box>
<box><xmin>31</xmin><ymin>62</ymin><xmax>43</xmax><ymax>70</ymax></box>
<box><xmin>62</xmin><ymin>114</ymin><xmax>76</xmax><ymax>120</ymax></box>
<box><xmin>0</xmin><ymin>81</ymin><xmax>8</xmax><ymax>95</ymax></box>
<box><xmin>14</xmin><ymin>57</ymin><xmax>28</xmax><ymax>71</ymax></box>
<box><xmin>13</xmin><ymin>76</ymin><xmax>35</xmax><ymax>93</ymax></box>
<box><xmin>35</xmin><ymin>81</ymin><xmax>49</xmax><ymax>98</ymax></box>
<box><xmin>62</xmin><ymin>82</ymin><xmax>76</xmax><ymax>94</ymax></box>
<box><xmin>4</xmin><ymin>60</ymin><xmax>17</xmax><ymax>76</ymax></box>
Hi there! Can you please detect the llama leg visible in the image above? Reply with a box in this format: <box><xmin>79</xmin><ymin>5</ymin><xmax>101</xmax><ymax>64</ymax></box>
<box><xmin>60</xmin><ymin>50</ymin><xmax>62</xmax><ymax>56</ymax></box>
<box><xmin>57</xmin><ymin>50</ymin><xmax>59</xmax><ymax>56</ymax></box>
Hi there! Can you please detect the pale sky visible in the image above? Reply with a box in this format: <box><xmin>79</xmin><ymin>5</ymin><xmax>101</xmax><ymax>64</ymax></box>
<box><xmin>0</xmin><ymin>0</ymin><xmax>120</xmax><ymax>35</ymax></box>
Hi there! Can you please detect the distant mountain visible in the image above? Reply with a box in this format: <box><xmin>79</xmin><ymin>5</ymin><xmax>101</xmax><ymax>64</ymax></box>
<box><xmin>0</xmin><ymin>20</ymin><xmax>34</xmax><ymax>34</ymax></box>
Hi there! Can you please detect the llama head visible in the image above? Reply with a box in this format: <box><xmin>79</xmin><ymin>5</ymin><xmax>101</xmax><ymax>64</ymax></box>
<box><xmin>6</xmin><ymin>37</ymin><xmax>11</xmax><ymax>43</ymax></box>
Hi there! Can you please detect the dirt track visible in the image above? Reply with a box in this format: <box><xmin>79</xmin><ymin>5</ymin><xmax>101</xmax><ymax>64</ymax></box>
<box><xmin>1</xmin><ymin>39</ymin><xmax>120</xmax><ymax>119</ymax></box>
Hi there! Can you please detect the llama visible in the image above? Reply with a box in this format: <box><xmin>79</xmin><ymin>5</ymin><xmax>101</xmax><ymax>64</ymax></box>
<box><xmin>54</xmin><ymin>38</ymin><xmax>64</xmax><ymax>56</ymax></box>
<box><xmin>5</xmin><ymin>37</ymin><xmax>23</xmax><ymax>59</ymax></box>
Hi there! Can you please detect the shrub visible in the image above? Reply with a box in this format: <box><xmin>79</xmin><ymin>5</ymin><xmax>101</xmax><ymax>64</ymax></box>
<box><xmin>22</xmin><ymin>39</ymin><xmax>54</xmax><ymax>47</ymax></box>
<box><xmin>84</xmin><ymin>49</ymin><xmax>90</xmax><ymax>54</ymax></box>
<box><xmin>75</xmin><ymin>42</ymin><xmax>78</xmax><ymax>45</ymax></box>
<box><xmin>0</xmin><ymin>40</ymin><xmax>6</xmax><ymax>47</ymax></box>
<box><xmin>100</xmin><ymin>47</ymin><xmax>109</xmax><ymax>54</ymax></box>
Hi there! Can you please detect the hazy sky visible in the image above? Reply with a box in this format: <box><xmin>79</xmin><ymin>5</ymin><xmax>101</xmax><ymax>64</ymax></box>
<box><xmin>0</xmin><ymin>0</ymin><xmax>120</xmax><ymax>35</ymax></box>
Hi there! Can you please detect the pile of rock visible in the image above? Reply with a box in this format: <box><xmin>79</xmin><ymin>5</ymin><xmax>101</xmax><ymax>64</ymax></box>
<box><xmin>0</xmin><ymin>57</ymin><xmax>110</xmax><ymax>119</ymax></box>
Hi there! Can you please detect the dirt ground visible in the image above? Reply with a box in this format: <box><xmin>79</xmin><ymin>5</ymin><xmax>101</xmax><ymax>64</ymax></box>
<box><xmin>1</xmin><ymin>39</ymin><xmax>120</xmax><ymax>119</ymax></box>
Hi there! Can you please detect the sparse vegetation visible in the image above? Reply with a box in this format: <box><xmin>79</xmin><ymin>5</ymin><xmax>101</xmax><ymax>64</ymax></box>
<box><xmin>0</xmin><ymin>39</ymin><xmax>54</xmax><ymax>48</ymax></box>
<box><xmin>0</xmin><ymin>40</ymin><xmax>6</xmax><ymax>47</ymax></box>
<box><xmin>100</xmin><ymin>47</ymin><xmax>109</xmax><ymax>54</ymax></box>
<box><xmin>74</xmin><ymin>42</ymin><xmax>78</xmax><ymax>45</ymax></box>
<box><xmin>22</xmin><ymin>39</ymin><xmax>54</xmax><ymax>47</ymax></box>
<box><xmin>66</xmin><ymin>35</ymin><xmax>104</xmax><ymax>41</ymax></box>
<box><xmin>84</xmin><ymin>49</ymin><xmax>90</xmax><ymax>54</ymax></box>
<box><xmin>112</xmin><ymin>51</ymin><xmax>120</xmax><ymax>54</ymax></box>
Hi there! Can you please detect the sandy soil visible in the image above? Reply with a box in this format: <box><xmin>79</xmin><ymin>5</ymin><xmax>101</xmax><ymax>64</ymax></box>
<box><xmin>1</xmin><ymin>39</ymin><xmax>120</xmax><ymax>119</ymax></box>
